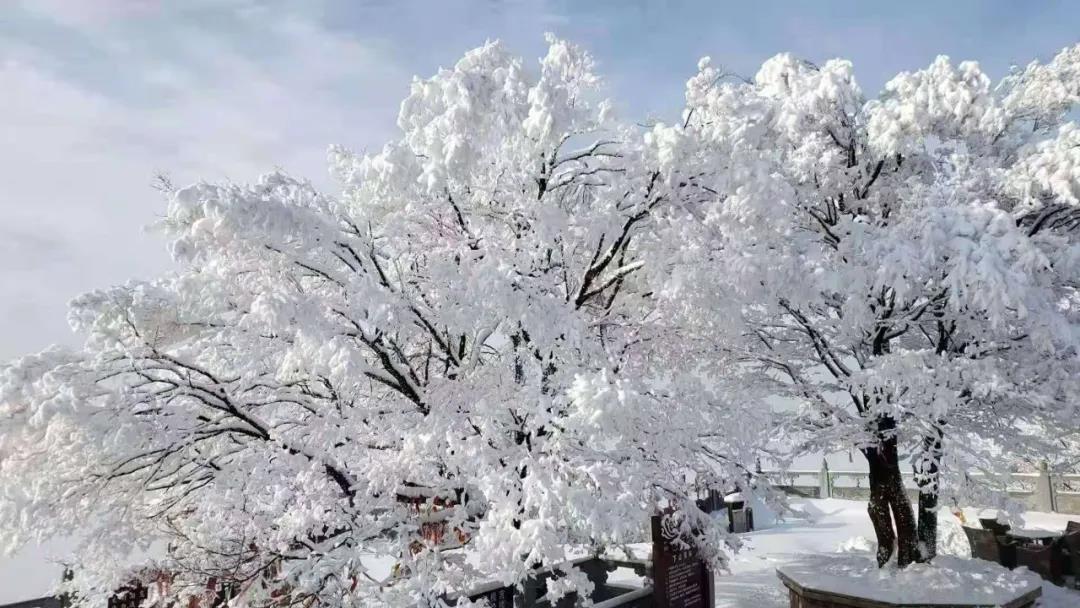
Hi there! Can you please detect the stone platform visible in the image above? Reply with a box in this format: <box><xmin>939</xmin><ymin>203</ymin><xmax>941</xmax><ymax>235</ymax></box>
<box><xmin>776</xmin><ymin>555</ymin><xmax>1041</xmax><ymax>608</ymax></box>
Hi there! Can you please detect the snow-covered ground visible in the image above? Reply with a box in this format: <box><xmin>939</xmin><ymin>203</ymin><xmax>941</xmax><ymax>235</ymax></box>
<box><xmin>710</xmin><ymin>498</ymin><xmax>1080</xmax><ymax>608</ymax></box>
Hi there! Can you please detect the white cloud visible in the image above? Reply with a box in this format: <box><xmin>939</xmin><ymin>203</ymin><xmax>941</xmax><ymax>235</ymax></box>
<box><xmin>12</xmin><ymin>0</ymin><xmax>162</xmax><ymax>29</ymax></box>
<box><xmin>0</xmin><ymin>2</ymin><xmax>408</xmax><ymax>359</ymax></box>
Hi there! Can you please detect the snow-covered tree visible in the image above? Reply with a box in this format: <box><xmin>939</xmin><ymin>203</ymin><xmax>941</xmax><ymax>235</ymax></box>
<box><xmin>0</xmin><ymin>37</ymin><xmax>753</xmax><ymax>607</ymax></box>
<box><xmin>648</xmin><ymin>45</ymin><xmax>1080</xmax><ymax>566</ymax></box>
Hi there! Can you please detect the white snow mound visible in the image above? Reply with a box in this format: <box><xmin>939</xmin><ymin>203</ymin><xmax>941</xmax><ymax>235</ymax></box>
<box><xmin>777</xmin><ymin>553</ymin><xmax>1041</xmax><ymax>605</ymax></box>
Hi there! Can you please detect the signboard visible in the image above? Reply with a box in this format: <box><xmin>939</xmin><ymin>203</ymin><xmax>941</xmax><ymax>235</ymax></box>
<box><xmin>651</xmin><ymin>515</ymin><xmax>714</xmax><ymax>608</ymax></box>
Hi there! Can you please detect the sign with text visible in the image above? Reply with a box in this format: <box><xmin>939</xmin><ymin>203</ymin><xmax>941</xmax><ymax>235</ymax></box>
<box><xmin>651</xmin><ymin>515</ymin><xmax>714</xmax><ymax>608</ymax></box>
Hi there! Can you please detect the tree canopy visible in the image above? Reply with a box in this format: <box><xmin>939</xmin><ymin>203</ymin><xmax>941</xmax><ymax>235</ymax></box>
<box><xmin>0</xmin><ymin>36</ymin><xmax>753</xmax><ymax>608</ymax></box>
<box><xmin>647</xmin><ymin>45</ymin><xmax>1080</xmax><ymax>564</ymax></box>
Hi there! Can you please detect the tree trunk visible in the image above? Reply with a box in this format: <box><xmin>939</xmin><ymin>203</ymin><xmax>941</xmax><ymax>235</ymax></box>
<box><xmin>916</xmin><ymin>489</ymin><xmax>938</xmax><ymax>561</ymax></box>
<box><xmin>863</xmin><ymin>415</ymin><xmax>919</xmax><ymax>568</ymax></box>
<box><xmin>866</xmin><ymin>457</ymin><xmax>896</xmax><ymax>567</ymax></box>
<box><xmin>914</xmin><ymin>421</ymin><xmax>944</xmax><ymax>562</ymax></box>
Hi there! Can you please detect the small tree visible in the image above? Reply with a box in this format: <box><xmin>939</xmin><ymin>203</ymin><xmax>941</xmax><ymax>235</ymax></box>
<box><xmin>649</xmin><ymin>45</ymin><xmax>1080</xmax><ymax>566</ymax></box>
<box><xmin>0</xmin><ymin>38</ymin><xmax>752</xmax><ymax>607</ymax></box>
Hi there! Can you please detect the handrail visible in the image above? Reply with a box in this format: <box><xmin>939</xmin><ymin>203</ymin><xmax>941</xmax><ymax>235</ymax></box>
<box><xmin>593</xmin><ymin>586</ymin><xmax>654</xmax><ymax>608</ymax></box>
<box><xmin>759</xmin><ymin>467</ymin><xmax>1078</xmax><ymax>514</ymax></box>
<box><xmin>444</xmin><ymin>555</ymin><xmax>638</xmax><ymax>603</ymax></box>
<box><xmin>760</xmin><ymin>470</ymin><xmax>1071</xmax><ymax>479</ymax></box>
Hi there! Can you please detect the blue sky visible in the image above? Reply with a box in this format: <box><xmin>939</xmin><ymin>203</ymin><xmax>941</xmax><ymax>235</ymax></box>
<box><xmin>1</xmin><ymin>0</ymin><xmax>1078</xmax><ymax>359</ymax></box>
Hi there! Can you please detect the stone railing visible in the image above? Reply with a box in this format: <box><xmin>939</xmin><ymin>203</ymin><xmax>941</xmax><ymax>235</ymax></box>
<box><xmin>762</xmin><ymin>461</ymin><xmax>1080</xmax><ymax>515</ymax></box>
